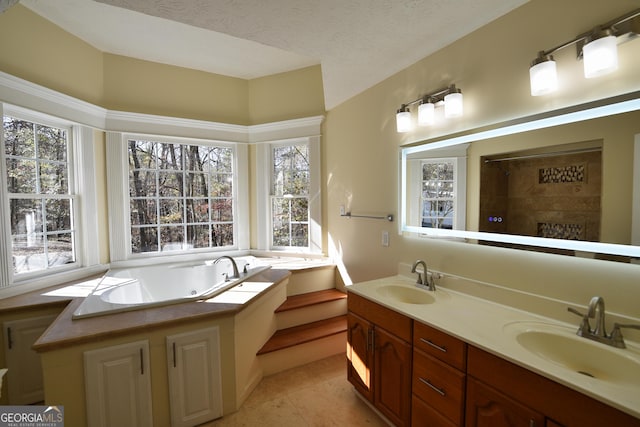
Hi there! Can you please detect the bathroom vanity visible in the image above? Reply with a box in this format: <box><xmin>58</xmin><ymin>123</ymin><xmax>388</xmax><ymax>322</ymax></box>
<box><xmin>346</xmin><ymin>276</ymin><xmax>640</xmax><ymax>427</ymax></box>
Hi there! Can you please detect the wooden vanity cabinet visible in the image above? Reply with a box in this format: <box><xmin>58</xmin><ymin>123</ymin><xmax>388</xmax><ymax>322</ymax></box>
<box><xmin>347</xmin><ymin>293</ymin><xmax>412</xmax><ymax>427</ymax></box>
<box><xmin>466</xmin><ymin>376</ymin><xmax>544</xmax><ymax>426</ymax></box>
<box><xmin>412</xmin><ymin>321</ymin><xmax>467</xmax><ymax>426</ymax></box>
<box><xmin>466</xmin><ymin>345</ymin><xmax>640</xmax><ymax>427</ymax></box>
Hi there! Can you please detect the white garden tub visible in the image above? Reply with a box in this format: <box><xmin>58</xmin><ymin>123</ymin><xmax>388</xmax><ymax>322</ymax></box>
<box><xmin>73</xmin><ymin>256</ymin><xmax>270</xmax><ymax>319</ymax></box>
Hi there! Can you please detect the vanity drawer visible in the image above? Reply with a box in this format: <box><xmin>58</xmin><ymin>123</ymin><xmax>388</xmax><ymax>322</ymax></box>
<box><xmin>414</xmin><ymin>321</ymin><xmax>466</xmax><ymax>370</ymax></box>
<box><xmin>412</xmin><ymin>349</ymin><xmax>466</xmax><ymax>425</ymax></box>
<box><xmin>412</xmin><ymin>394</ymin><xmax>457</xmax><ymax>427</ymax></box>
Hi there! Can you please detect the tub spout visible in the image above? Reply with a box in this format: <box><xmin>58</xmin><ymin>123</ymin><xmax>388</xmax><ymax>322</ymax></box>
<box><xmin>214</xmin><ymin>256</ymin><xmax>240</xmax><ymax>280</ymax></box>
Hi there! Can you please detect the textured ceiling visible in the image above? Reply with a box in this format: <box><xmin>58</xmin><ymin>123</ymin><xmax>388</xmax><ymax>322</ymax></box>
<box><xmin>22</xmin><ymin>0</ymin><xmax>527</xmax><ymax>109</ymax></box>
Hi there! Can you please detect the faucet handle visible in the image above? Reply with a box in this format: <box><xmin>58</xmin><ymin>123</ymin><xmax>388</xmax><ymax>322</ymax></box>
<box><xmin>609</xmin><ymin>323</ymin><xmax>640</xmax><ymax>349</ymax></box>
<box><xmin>567</xmin><ymin>307</ymin><xmax>586</xmax><ymax>318</ymax></box>
<box><xmin>567</xmin><ymin>307</ymin><xmax>591</xmax><ymax>335</ymax></box>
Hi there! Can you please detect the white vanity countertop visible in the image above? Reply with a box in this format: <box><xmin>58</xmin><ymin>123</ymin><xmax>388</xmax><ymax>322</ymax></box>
<box><xmin>347</xmin><ymin>275</ymin><xmax>640</xmax><ymax>419</ymax></box>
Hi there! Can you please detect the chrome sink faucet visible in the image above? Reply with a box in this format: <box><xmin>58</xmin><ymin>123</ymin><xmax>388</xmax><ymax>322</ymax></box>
<box><xmin>411</xmin><ymin>260</ymin><xmax>435</xmax><ymax>291</ymax></box>
<box><xmin>214</xmin><ymin>255</ymin><xmax>240</xmax><ymax>280</ymax></box>
<box><xmin>568</xmin><ymin>296</ymin><xmax>640</xmax><ymax>349</ymax></box>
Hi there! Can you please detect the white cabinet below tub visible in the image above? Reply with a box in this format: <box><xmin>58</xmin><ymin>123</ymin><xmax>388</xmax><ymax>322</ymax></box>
<box><xmin>3</xmin><ymin>314</ymin><xmax>57</xmax><ymax>404</ymax></box>
<box><xmin>166</xmin><ymin>326</ymin><xmax>223</xmax><ymax>427</ymax></box>
<box><xmin>84</xmin><ymin>340</ymin><xmax>153</xmax><ymax>427</ymax></box>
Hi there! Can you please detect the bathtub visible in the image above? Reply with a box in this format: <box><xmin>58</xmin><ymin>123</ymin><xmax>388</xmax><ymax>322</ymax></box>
<box><xmin>73</xmin><ymin>256</ymin><xmax>270</xmax><ymax>319</ymax></box>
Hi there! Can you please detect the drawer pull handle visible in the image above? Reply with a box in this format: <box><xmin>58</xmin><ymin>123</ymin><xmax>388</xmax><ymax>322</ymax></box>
<box><xmin>420</xmin><ymin>338</ymin><xmax>447</xmax><ymax>353</ymax></box>
<box><xmin>419</xmin><ymin>377</ymin><xmax>446</xmax><ymax>396</ymax></box>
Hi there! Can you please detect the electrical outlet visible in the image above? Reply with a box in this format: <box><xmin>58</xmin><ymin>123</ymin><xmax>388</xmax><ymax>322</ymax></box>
<box><xmin>340</xmin><ymin>205</ymin><xmax>346</xmax><ymax>216</ymax></box>
<box><xmin>382</xmin><ymin>230</ymin><xmax>389</xmax><ymax>247</ymax></box>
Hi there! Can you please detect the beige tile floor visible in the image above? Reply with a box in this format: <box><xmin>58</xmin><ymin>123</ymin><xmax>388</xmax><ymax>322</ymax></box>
<box><xmin>203</xmin><ymin>353</ymin><xmax>388</xmax><ymax>426</ymax></box>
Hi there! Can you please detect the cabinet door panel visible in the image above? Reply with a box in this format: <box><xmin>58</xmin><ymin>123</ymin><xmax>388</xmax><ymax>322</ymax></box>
<box><xmin>167</xmin><ymin>326</ymin><xmax>223</xmax><ymax>427</ymax></box>
<box><xmin>375</xmin><ymin>327</ymin><xmax>412</xmax><ymax>427</ymax></box>
<box><xmin>3</xmin><ymin>315</ymin><xmax>56</xmax><ymax>404</ymax></box>
<box><xmin>347</xmin><ymin>313</ymin><xmax>373</xmax><ymax>402</ymax></box>
<box><xmin>466</xmin><ymin>377</ymin><xmax>544</xmax><ymax>427</ymax></box>
<box><xmin>84</xmin><ymin>340</ymin><xmax>152</xmax><ymax>427</ymax></box>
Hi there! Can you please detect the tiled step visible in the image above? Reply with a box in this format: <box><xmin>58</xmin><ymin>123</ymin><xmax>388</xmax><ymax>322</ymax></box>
<box><xmin>275</xmin><ymin>289</ymin><xmax>347</xmax><ymax>313</ymax></box>
<box><xmin>257</xmin><ymin>315</ymin><xmax>347</xmax><ymax>355</ymax></box>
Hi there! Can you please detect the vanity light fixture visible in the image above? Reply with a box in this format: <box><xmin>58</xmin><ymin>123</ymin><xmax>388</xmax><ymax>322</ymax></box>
<box><xmin>396</xmin><ymin>84</ymin><xmax>463</xmax><ymax>133</ymax></box>
<box><xmin>529</xmin><ymin>8</ymin><xmax>640</xmax><ymax>96</ymax></box>
<box><xmin>396</xmin><ymin>104</ymin><xmax>412</xmax><ymax>132</ymax></box>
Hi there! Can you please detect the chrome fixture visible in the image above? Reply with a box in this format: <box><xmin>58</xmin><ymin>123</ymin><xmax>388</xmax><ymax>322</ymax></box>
<box><xmin>568</xmin><ymin>296</ymin><xmax>640</xmax><ymax>348</ymax></box>
<box><xmin>341</xmin><ymin>212</ymin><xmax>394</xmax><ymax>221</ymax></box>
<box><xmin>530</xmin><ymin>8</ymin><xmax>640</xmax><ymax>96</ymax></box>
<box><xmin>410</xmin><ymin>259</ymin><xmax>436</xmax><ymax>291</ymax></box>
<box><xmin>214</xmin><ymin>255</ymin><xmax>240</xmax><ymax>280</ymax></box>
<box><xmin>396</xmin><ymin>84</ymin><xmax>463</xmax><ymax>133</ymax></box>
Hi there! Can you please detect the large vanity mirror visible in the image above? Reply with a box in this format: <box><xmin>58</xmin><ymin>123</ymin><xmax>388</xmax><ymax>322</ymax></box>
<box><xmin>400</xmin><ymin>94</ymin><xmax>640</xmax><ymax>262</ymax></box>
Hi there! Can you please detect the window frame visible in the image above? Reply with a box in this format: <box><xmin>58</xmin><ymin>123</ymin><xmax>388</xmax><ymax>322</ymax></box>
<box><xmin>270</xmin><ymin>141</ymin><xmax>311</xmax><ymax>249</ymax></box>
<box><xmin>0</xmin><ymin>103</ymin><xmax>101</xmax><ymax>289</ymax></box>
<box><xmin>407</xmin><ymin>156</ymin><xmax>467</xmax><ymax>232</ymax></box>
<box><xmin>255</xmin><ymin>136</ymin><xmax>322</xmax><ymax>254</ymax></box>
<box><xmin>106</xmin><ymin>132</ymin><xmax>250</xmax><ymax>265</ymax></box>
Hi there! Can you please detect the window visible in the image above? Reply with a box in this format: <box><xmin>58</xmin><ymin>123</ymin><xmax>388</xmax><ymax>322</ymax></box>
<box><xmin>3</xmin><ymin>115</ymin><xmax>76</xmax><ymax>275</ymax></box>
<box><xmin>403</xmin><ymin>153</ymin><xmax>466</xmax><ymax>233</ymax></box>
<box><xmin>271</xmin><ymin>144</ymin><xmax>310</xmax><ymax>248</ymax></box>
<box><xmin>421</xmin><ymin>160</ymin><xmax>455</xmax><ymax>229</ymax></box>
<box><xmin>127</xmin><ymin>139</ymin><xmax>235</xmax><ymax>254</ymax></box>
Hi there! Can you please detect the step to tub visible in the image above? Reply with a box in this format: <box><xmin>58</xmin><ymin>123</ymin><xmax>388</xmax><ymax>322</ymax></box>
<box><xmin>257</xmin><ymin>315</ymin><xmax>347</xmax><ymax>355</ymax></box>
<box><xmin>275</xmin><ymin>289</ymin><xmax>347</xmax><ymax>313</ymax></box>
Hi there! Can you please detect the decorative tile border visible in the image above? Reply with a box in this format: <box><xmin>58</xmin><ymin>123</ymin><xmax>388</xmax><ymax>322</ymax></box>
<box><xmin>538</xmin><ymin>164</ymin><xmax>585</xmax><ymax>184</ymax></box>
<box><xmin>537</xmin><ymin>222</ymin><xmax>584</xmax><ymax>240</ymax></box>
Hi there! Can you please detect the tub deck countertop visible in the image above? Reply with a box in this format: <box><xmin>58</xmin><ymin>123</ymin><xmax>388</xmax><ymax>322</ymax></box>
<box><xmin>5</xmin><ymin>268</ymin><xmax>291</xmax><ymax>353</ymax></box>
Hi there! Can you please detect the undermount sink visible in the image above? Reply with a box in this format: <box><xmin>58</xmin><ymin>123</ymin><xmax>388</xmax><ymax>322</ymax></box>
<box><xmin>504</xmin><ymin>322</ymin><xmax>640</xmax><ymax>385</ymax></box>
<box><xmin>376</xmin><ymin>284</ymin><xmax>436</xmax><ymax>305</ymax></box>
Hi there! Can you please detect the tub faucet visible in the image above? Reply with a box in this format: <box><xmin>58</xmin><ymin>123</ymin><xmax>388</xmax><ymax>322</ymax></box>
<box><xmin>214</xmin><ymin>256</ymin><xmax>240</xmax><ymax>280</ymax></box>
<box><xmin>411</xmin><ymin>260</ymin><xmax>435</xmax><ymax>291</ymax></box>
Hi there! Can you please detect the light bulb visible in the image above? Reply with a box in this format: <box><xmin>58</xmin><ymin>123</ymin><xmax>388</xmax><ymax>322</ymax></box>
<box><xmin>444</xmin><ymin>91</ymin><xmax>463</xmax><ymax>118</ymax></box>
<box><xmin>396</xmin><ymin>107</ymin><xmax>412</xmax><ymax>133</ymax></box>
<box><xmin>418</xmin><ymin>101</ymin><xmax>435</xmax><ymax>126</ymax></box>
<box><xmin>583</xmin><ymin>34</ymin><xmax>618</xmax><ymax>79</ymax></box>
<box><xmin>529</xmin><ymin>56</ymin><xmax>558</xmax><ymax>96</ymax></box>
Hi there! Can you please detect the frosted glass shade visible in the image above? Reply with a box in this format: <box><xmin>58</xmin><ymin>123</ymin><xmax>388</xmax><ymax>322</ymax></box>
<box><xmin>396</xmin><ymin>110</ymin><xmax>412</xmax><ymax>132</ymax></box>
<box><xmin>529</xmin><ymin>59</ymin><xmax>558</xmax><ymax>96</ymax></box>
<box><xmin>583</xmin><ymin>35</ymin><xmax>618</xmax><ymax>78</ymax></box>
<box><xmin>418</xmin><ymin>102</ymin><xmax>435</xmax><ymax>126</ymax></box>
<box><xmin>444</xmin><ymin>92</ymin><xmax>463</xmax><ymax>118</ymax></box>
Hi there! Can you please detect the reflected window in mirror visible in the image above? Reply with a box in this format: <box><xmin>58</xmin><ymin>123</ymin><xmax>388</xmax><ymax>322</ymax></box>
<box><xmin>406</xmin><ymin>149</ymin><xmax>467</xmax><ymax>231</ymax></box>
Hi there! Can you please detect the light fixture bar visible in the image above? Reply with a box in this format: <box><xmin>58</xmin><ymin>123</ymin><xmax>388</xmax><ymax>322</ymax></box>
<box><xmin>529</xmin><ymin>8</ymin><xmax>640</xmax><ymax>96</ymax></box>
<box><xmin>396</xmin><ymin>84</ymin><xmax>463</xmax><ymax>132</ymax></box>
<box><xmin>539</xmin><ymin>8</ymin><xmax>640</xmax><ymax>60</ymax></box>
